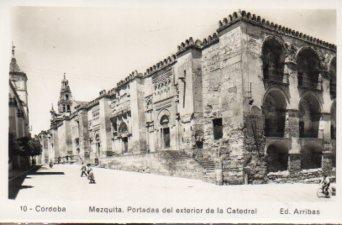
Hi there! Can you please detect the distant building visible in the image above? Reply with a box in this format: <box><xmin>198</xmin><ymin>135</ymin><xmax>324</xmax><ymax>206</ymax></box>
<box><xmin>38</xmin><ymin>10</ymin><xmax>336</xmax><ymax>184</ymax></box>
<box><xmin>9</xmin><ymin>45</ymin><xmax>31</xmax><ymax>170</ymax></box>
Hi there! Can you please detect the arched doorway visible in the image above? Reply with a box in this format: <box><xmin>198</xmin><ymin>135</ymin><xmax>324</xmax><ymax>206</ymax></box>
<box><xmin>297</xmin><ymin>47</ymin><xmax>321</xmax><ymax>89</ymax></box>
<box><xmin>330</xmin><ymin>57</ymin><xmax>336</xmax><ymax>98</ymax></box>
<box><xmin>299</xmin><ymin>94</ymin><xmax>321</xmax><ymax>138</ymax></box>
<box><xmin>262</xmin><ymin>37</ymin><xmax>285</xmax><ymax>82</ymax></box>
<box><xmin>160</xmin><ymin>115</ymin><xmax>170</xmax><ymax>148</ymax></box>
<box><xmin>331</xmin><ymin>101</ymin><xmax>336</xmax><ymax>140</ymax></box>
<box><xmin>301</xmin><ymin>145</ymin><xmax>322</xmax><ymax>169</ymax></box>
<box><xmin>118</xmin><ymin>122</ymin><xmax>128</xmax><ymax>153</ymax></box>
<box><xmin>194</xmin><ymin>130</ymin><xmax>204</xmax><ymax>149</ymax></box>
<box><xmin>266</xmin><ymin>143</ymin><xmax>288</xmax><ymax>172</ymax></box>
<box><xmin>331</xmin><ymin>101</ymin><xmax>336</xmax><ymax>167</ymax></box>
<box><xmin>263</xmin><ymin>90</ymin><xmax>287</xmax><ymax>137</ymax></box>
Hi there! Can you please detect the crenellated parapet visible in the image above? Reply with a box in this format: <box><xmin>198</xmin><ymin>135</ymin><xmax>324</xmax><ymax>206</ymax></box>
<box><xmin>143</xmin><ymin>54</ymin><xmax>177</xmax><ymax>77</ymax></box>
<box><xmin>80</xmin><ymin>97</ymin><xmax>101</xmax><ymax>110</ymax></box>
<box><xmin>117</xmin><ymin>70</ymin><xmax>143</xmax><ymax>88</ymax></box>
<box><xmin>202</xmin><ymin>33</ymin><xmax>219</xmax><ymax>49</ymax></box>
<box><xmin>176</xmin><ymin>37</ymin><xmax>202</xmax><ymax>55</ymax></box>
<box><xmin>107</xmin><ymin>87</ymin><xmax>117</xmax><ymax>97</ymax></box>
<box><xmin>70</xmin><ymin>71</ymin><xmax>142</xmax><ymax>114</ymax></box>
<box><xmin>217</xmin><ymin>10</ymin><xmax>336</xmax><ymax>51</ymax></box>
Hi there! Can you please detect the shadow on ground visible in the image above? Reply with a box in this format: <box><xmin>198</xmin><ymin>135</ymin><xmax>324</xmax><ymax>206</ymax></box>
<box><xmin>30</xmin><ymin>172</ymin><xmax>65</xmax><ymax>175</ymax></box>
<box><xmin>8</xmin><ymin>165</ymin><xmax>65</xmax><ymax>200</ymax></box>
<box><xmin>21</xmin><ymin>185</ymin><xmax>33</xmax><ymax>189</ymax></box>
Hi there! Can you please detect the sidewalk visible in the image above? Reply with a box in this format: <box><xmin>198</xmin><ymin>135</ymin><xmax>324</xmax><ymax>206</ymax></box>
<box><xmin>8</xmin><ymin>165</ymin><xmax>41</xmax><ymax>199</ymax></box>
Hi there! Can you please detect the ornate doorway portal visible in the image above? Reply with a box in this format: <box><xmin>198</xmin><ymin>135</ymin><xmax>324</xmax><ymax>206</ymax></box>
<box><xmin>162</xmin><ymin>127</ymin><xmax>170</xmax><ymax>148</ymax></box>
<box><xmin>122</xmin><ymin>136</ymin><xmax>128</xmax><ymax>153</ymax></box>
<box><xmin>118</xmin><ymin>122</ymin><xmax>129</xmax><ymax>153</ymax></box>
<box><xmin>160</xmin><ymin>114</ymin><xmax>170</xmax><ymax>149</ymax></box>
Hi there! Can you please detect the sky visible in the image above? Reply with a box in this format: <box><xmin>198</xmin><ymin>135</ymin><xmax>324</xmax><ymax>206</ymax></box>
<box><xmin>9</xmin><ymin>6</ymin><xmax>336</xmax><ymax>135</ymax></box>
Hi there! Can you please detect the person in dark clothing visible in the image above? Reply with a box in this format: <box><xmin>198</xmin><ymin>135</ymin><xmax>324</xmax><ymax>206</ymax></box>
<box><xmin>81</xmin><ymin>163</ymin><xmax>87</xmax><ymax>177</ymax></box>
<box><xmin>87</xmin><ymin>169</ymin><xmax>96</xmax><ymax>184</ymax></box>
<box><xmin>321</xmin><ymin>175</ymin><xmax>331</xmax><ymax>197</ymax></box>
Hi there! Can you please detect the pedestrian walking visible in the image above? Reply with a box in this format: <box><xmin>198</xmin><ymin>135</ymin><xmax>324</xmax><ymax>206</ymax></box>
<box><xmin>87</xmin><ymin>169</ymin><xmax>96</xmax><ymax>184</ymax></box>
<box><xmin>80</xmin><ymin>163</ymin><xmax>87</xmax><ymax>177</ymax></box>
<box><xmin>86</xmin><ymin>163</ymin><xmax>92</xmax><ymax>174</ymax></box>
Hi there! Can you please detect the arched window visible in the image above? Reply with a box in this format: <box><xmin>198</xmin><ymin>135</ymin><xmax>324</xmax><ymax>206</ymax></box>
<box><xmin>266</xmin><ymin>143</ymin><xmax>288</xmax><ymax>172</ymax></box>
<box><xmin>263</xmin><ymin>90</ymin><xmax>287</xmax><ymax>137</ymax></box>
<box><xmin>160</xmin><ymin>115</ymin><xmax>169</xmax><ymax>125</ymax></box>
<box><xmin>297</xmin><ymin>48</ymin><xmax>321</xmax><ymax>89</ymax></box>
<box><xmin>331</xmin><ymin>101</ymin><xmax>336</xmax><ymax>168</ymax></box>
<box><xmin>331</xmin><ymin>101</ymin><xmax>336</xmax><ymax>140</ymax></box>
<box><xmin>67</xmin><ymin>105</ymin><xmax>70</xmax><ymax>112</ymax></box>
<box><xmin>262</xmin><ymin>37</ymin><xmax>284</xmax><ymax>83</ymax></box>
<box><xmin>330</xmin><ymin>57</ymin><xmax>336</xmax><ymax>98</ymax></box>
<box><xmin>299</xmin><ymin>95</ymin><xmax>321</xmax><ymax>138</ymax></box>
<box><xmin>65</xmin><ymin>94</ymin><xmax>69</xmax><ymax>100</ymax></box>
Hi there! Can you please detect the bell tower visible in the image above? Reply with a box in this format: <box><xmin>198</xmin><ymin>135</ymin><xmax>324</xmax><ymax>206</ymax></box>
<box><xmin>9</xmin><ymin>44</ymin><xmax>29</xmax><ymax>117</ymax></box>
<box><xmin>58</xmin><ymin>73</ymin><xmax>73</xmax><ymax>114</ymax></box>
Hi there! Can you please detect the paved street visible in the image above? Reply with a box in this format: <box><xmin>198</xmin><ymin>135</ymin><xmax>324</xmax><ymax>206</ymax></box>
<box><xmin>14</xmin><ymin>164</ymin><xmax>335</xmax><ymax>203</ymax></box>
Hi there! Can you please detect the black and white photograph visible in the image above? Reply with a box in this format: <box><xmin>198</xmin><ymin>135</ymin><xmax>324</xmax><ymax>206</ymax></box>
<box><xmin>2</xmin><ymin>0</ymin><xmax>341</xmax><ymax>223</ymax></box>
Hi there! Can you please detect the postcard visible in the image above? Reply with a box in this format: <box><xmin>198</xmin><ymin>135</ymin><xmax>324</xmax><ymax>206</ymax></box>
<box><xmin>1</xmin><ymin>0</ymin><xmax>341</xmax><ymax>223</ymax></box>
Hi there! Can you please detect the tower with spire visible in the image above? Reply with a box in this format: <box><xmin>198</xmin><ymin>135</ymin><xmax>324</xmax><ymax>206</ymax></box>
<box><xmin>57</xmin><ymin>73</ymin><xmax>73</xmax><ymax>114</ymax></box>
<box><xmin>9</xmin><ymin>43</ymin><xmax>29</xmax><ymax>117</ymax></box>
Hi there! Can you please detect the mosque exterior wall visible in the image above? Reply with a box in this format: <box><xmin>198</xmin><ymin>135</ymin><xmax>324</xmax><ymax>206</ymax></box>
<box><xmin>38</xmin><ymin>10</ymin><xmax>336</xmax><ymax>184</ymax></box>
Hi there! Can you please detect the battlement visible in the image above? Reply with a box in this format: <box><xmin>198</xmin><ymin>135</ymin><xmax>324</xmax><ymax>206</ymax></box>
<box><xmin>176</xmin><ymin>37</ymin><xmax>202</xmax><ymax>55</ymax></box>
<box><xmin>86</xmin><ymin>98</ymin><xmax>100</xmax><ymax>109</ymax></box>
<box><xmin>99</xmin><ymin>89</ymin><xmax>106</xmax><ymax>96</ymax></box>
<box><xmin>107</xmin><ymin>87</ymin><xmax>117</xmax><ymax>97</ymax></box>
<box><xmin>143</xmin><ymin>54</ymin><xmax>177</xmax><ymax>77</ymax></box>
<box><xmin>202</xmin><ymin>33</ymin><xmax>219</xmax><ymax>49</ymax></box>
<box><xmin>117</xmin><ymin>70</ymin><xmax>143</xmax><ymax>88</ymax></box>
<box><xmin>217</xmin><ymin>10</ymin><xmax>336</xmax><ymax>50</ymax></box>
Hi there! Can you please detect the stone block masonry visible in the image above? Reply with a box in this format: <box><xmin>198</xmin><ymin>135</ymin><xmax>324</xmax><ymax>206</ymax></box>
<box><xmin>38</xmin><ymin>10</ymin><xmax>336</xmax><ymax>185</ymax></box>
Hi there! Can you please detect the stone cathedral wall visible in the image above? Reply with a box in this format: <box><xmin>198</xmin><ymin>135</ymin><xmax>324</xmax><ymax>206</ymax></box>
<box><xmin>39</xmin><ymin>10</ymin><xmax>336</xmax><ymax>185</ymax></box>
